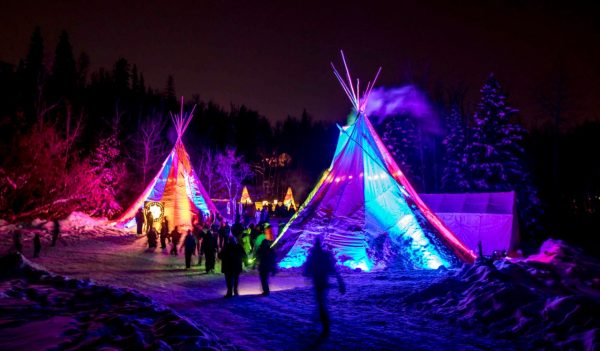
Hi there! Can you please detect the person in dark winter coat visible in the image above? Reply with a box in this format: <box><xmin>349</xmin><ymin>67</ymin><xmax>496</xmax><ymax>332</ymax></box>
<box><xmin>170</xmin><ymin>227</ymin><xmax>181</xmax><ymax>255</ymax></box>
<box><xmin>256</xmin><ymin>234</ymin><xmax>276</xmax><ymax>296</ymax></box>
<box><xmin>135</xmin><ymin>208</ymin><xmax>144</xmax><ymax>235</ymax></box>
<box><xmin>201</xmin><ymin>228</ymin><xmax>217</xmax><ymax>273</ymax></box>
<box><xmin>218</xmin><ymin>221</ymin><xmax>230</xmax><ymax>250</ymax></box>
<box><xmin>193</xmin><ymin>225</ymin><xmax>203</xmax><ymax>265</ymax></box>
<box><xmin>13</xmin><ymin>230</ymin><xmax>23</xmax><ymax>253</ymax></box>
<box><xmin>160</xmin><ymin>217</ymin><xmax>169</xmax><ymax>249</ymax></box>
<box><xmin>219</xmin><ymin>236</ymin><xmax>247</xmax><ymax>297</ymax></box>
<box><xmin>147</xmin><ymin>227</ymin><xmax>158</xmax><ymax>248</ymax></box>
<box><xmin>182</xmin><ymin>230</ymin><xmax>196</xmax><ymax>269</ymax></box>
<box><xmin>303</xmin><ymin>237</ymin><xmax>346</xmax><ymax>338</ymax></box>
<box><xmin>231</xmin><ymin>215</ymin><xmax>244</xmax><ymax>241</ymax></box>
<box><xmin>33</xmin><ymin>233</ymin><xmax>41</xmax><ymax>258</ymax></box>
<box><xmin>51</xmin><ymin>219</ymin><xmax>60</xmax><ymax>247</ymax></box>
<box><xmin>145</xmin><ymin>210</ymin><xmax>154</xmax><ymax>234</ymax></box>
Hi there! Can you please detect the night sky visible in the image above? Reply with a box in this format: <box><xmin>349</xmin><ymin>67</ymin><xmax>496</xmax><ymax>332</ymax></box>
<box><xmin>1</xmin><ymin>0</ymin><xmax>599</xmax><ymax>125</ymax></box>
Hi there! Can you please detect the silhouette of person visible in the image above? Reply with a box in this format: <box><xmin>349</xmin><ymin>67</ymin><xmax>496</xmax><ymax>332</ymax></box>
<box><xmin>13</xmin><ymin>229</ymin><xmax>23</xmax><ymax>253</ymax></box>
<box><xmin>219</xmin><ymin>235</ymin><xmax>246</xmax><ymax>297</ymax></box>
<box><xmin>183</xmin><ymin>230</ymin><xmax>196</xmax><ymax>269</ymax></box>
<box><xmin>135</xmin><ymin>208</ymin><xmax>144</xmax><ymax>235</ymax></box>
<box><xmin>145</xmin><ymin>210</ymin><xmax>154</xmax><ymax>234</ymax></box>
<box><xmin>256</xmin><ymin>224</ymin><xmax>276</xmax><ymax>296</ymax></box>
<box><xmin>51</xmin><ymin>219</ymin><xmax>60</xmax><ymax>247</ymax></box>
<box><xmin>160</xmin><ymin>217</ymin><xmax>169</xmax><ymax>249</ymax></box>
<box><xmin>303</xmin><ymin>237</ymin><xmax>346</xmax><ymax>338</ymax></box>
<box><xmin>201</xmin><ymin>227</ymin><xmax>217</xmax><ymax>273</ymax></box>
<box><xmin>33</xmin><ymin>233</ymin><xmax>41</xmax><ymax>258</ymax></box>
<box><xmin>170</xmin><ymin>226</ymin><xmax>181</xmax><ymax>255</ymax></box>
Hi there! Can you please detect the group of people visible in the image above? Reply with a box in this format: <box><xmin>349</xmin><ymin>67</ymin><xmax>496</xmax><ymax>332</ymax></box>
<box><xmin>12</xmin><ymin>219</ymin><xmax>61</xmax><ymax>258</ymax></box>
<box><xmin>135</xmin><ymin>210</ymin><xmax>279</xmax><ymax>297</ymax></box>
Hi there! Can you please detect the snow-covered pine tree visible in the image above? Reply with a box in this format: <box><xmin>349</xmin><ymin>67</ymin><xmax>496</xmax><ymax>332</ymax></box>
<box><xmin>461</xmin><ymin>74</ymin><xmax>523</xmax><ymax>190</ymax></box>
<box><xmin>88</xmin><ymin>133</ymin><xmax>124</xmax><ymax>218</ymax></box>
<box><xmin>462</xmin><ymin>74</ymin><xmax>542</xmax><ymax>236</ymax></box>
<box><xmin>442</xmin><ymin>105</ymin><xmax>466</xmax><ymax>192</ymax></box>
<box><xmin>379</xmin><ymin>113</ymin><xmax>424</xmax><ymax>190</ymax></box>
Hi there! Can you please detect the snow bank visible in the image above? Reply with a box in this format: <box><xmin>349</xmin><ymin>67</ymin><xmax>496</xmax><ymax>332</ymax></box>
<box><xmin>0</xmin><ymin>211</ymin><xmax>131</xmax><ymax>253</ymax></box>
<box><xmin>0</xmin><ymin>253</ymin><xmax>237</xmax><ymax>351</ymax></box>
<box><xmin>404</xmin><ymin>239</ymin><xmax>600</xmax><ymax>350</ymax></box>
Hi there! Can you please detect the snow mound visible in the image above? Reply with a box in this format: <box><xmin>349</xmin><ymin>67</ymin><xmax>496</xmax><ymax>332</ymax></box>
<box><xmin>0</xmin><ymin>253</ymin><xmax>237</xmax><ymax>351</ymax></box>
<box><xmin>60</xmin><ymin>211</ymin><xmax>108</xmax><ymax>230</ymax></box>
<box><xmin>404</xmin><ymin>239</ymin><xmax>600</xmax><ymax>351</ymax></box>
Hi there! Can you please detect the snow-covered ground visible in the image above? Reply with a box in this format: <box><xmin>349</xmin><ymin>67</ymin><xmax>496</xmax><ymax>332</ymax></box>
<box><xmin>1</xmin><ymin>215</ymin><xmax>599</xmax><ymax>350</ymax></box>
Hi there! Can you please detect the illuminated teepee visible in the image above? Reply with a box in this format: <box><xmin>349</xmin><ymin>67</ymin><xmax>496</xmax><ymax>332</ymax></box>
<box><xmin>273</xmin><ymin>53</ymin><xmax>476</xmax><ymax>271</ymax></box>
<box><xmin>115</xmin><ymin>98</ymin><xmax>217</xmax><ymax>231</ymax></box>
<box><xmin>283</xmin><ymin>187</ymin><xmax>296</xmax><ymax>209</ymax></box>
<box><xmin>240</xmin><ymin>186</ymin><xmax>252</xmax><ymax>204</ymax></box>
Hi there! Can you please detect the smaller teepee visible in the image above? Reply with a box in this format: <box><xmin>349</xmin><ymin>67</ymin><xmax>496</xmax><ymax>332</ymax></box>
<box><xmin>240</xmin><ymin>186</ymin><xmax>253</xmax><ymax>204</ymax></box>
<box><xmin>283</xmin><ymin>187</ymin><xmax>296</xmax><ymax>209</ymax></box>
<box><xmin>114</xmin><ymin>98</ymin><xmax>217</xmax><ymax>231</ymax></box>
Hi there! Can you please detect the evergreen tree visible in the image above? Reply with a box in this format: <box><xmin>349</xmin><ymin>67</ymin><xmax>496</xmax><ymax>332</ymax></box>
<box><xmin>442</xmin><ymin>105</ymin><xmax>466</xmax><ymax>191</ymax></box>
<box><xmin>461</xmin><ymin>74</ymin><xmax>525</xmax><ymax>191</ymax></box>
<box><xmin>462</xmin><ymin>74</ymin><xmax>542</xmax><ymax>236</ymax></box>
<box><xmin>20</xmin><ymin>26</ymin><xmax>45</xmax><ymax>120</ymax></box>
<box><xmin>165</xmin><ymin>75</ymin><xmax>177</xmax><ymax>111</ymax></box>
<box><xmin>131</xmin><ymin>64</ymin><xmax>140</xmax><ymax>93</ymax></box>
<box><xmin>24</xmin><ymin>27</ymin><xmax>45</xmax><ymax>86</ymax></box>
<box><xmin>113</xmin><ymin>58</ymin><xmax>130</xmax><ymax>97</ymax></box>
<box><xmin>49</xmin><ymin>30</ymin><xmax>77</xmax><ymax>101</ymax></box>
<box><xmin>379</xmin><ymin>114</ymin><xmax>424</xmax><ymax>190</ymax></box>
<box><xmin>76</xmin><ymin>52</ymin><xmax>90</xmax><ymax>90</ymax></box>
<box><xmin>88</xmin><ymin>132</ymin><xmax>124</xmax><ymax>218</ymax></box>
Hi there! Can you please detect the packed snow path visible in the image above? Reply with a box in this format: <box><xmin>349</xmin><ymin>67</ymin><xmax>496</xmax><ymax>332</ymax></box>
<box><xmin>22</xmin><ymin>234</ymin><xmax>522</xmax><ymax>351</ymax></box>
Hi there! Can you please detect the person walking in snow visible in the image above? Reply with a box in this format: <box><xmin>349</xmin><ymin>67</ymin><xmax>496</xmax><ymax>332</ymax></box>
<box><xmin>33</xmin><ymin>233</ymin><xmax>41</xmax><ymax>258</ymax></box>
<box><xmin>303</xmin><ymin>237</ymin><xmax>346</xmax><ymax>338</ymax></box>
<box><xmin>201</xmin><ymin>228</ymin><xmax>217</xmax><ymax>273</ymax></box>
<box><xmin>135</xmin><ymin>208</ymin><xmax>144</xmax><ymax>235</ymax></box>
<box><xmin>182</xmin><ymin>230</ymin><xmax>196</xmax><ymax>269</ymax></box>
<box><xmin>219</xmin><ymin>235</ymin><xmax>246</xmax><ymax>297</ymax></box>
<box><xmin>170</xmin><ymin>226</ymin><xmax>181</xmax><ymax>255</ymax></box>
<box><xmin>160</xmin><ymin>217</ymin><xmax>169</xmax><ymax>249</ymax></box>
<box><xmin>51</xmin><ymin>219</ymin><xmax>60</xmax><ymax>247</ymax></box>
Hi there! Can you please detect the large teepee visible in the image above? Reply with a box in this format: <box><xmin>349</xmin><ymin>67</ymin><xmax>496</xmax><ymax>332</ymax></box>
<box><xmin>115</xmin><ymin>99</ymin><xmax>217</xmax><ymax>231</ymax></box>
<box><xmin>273</xmin><ymin>53</ymin><xmax>476</xmax><ymax>271</ymax></box>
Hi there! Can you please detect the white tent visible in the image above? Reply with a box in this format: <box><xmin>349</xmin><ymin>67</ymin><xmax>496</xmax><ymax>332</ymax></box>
<box><xmin>420</xmin><ymin>192</ymin><xmax>519</xmax><ymax>256</ymax></box>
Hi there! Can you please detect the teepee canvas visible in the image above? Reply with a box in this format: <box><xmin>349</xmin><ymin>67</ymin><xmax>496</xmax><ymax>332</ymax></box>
<box><xmin>273</xmin><ymin>53</ymin><xmax>475</xmax><ymax>271</ymax></box>
<box><xmin>115</xmin><ymin>100</ymin><xmax>217</xmax><ymax>231</ymax></box>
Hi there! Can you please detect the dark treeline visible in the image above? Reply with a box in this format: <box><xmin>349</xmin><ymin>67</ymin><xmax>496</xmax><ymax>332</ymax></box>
<box><xmin>1</xmin><ymin>27</ymin><xmax>599</xmax><ymax>254</ymax></box>
<box><xmin>0</xmin><ymin>27</ymin><xmax>337</xmax><ymax>221</ymax></box>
